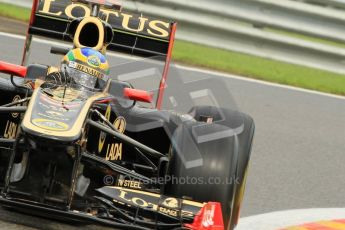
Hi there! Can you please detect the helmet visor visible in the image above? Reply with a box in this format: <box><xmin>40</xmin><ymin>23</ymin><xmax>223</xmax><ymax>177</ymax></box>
<box><xmin>63</xmin><ymin>62</ymin><xmax>109</xmax><ymax>90</ymax></box>
<box><xmin>66</xmin><ymin>67</ymin><xmax>97</xmax><ymax>89</ymax></box>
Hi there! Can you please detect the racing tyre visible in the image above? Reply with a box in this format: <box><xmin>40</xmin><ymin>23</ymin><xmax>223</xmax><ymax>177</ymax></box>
<box><xmin>164</xmin><ymin>106</ymin><xmax>255</xmax><ymax>230</ymax></box>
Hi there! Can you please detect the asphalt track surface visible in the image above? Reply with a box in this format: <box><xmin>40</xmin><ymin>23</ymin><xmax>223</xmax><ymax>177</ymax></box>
<box><xmin>0</xmin><ymin>33</ymin><xmax>344</xmax><ymax>229</ymax></box>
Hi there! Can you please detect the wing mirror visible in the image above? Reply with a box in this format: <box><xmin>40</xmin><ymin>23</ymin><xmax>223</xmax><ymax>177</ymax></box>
<box><xmin>108</xmin><ymin>80</ymin><xmax>153</xmax><ymax>108</ymax></box>
<box><xmin>0</xmin><ymin>61</ymin><xmax>48</xmax><ymax>81</ymax></box>
<box><xmin>123</xmin><ymin>88</ymin><xmax>153</xmax><ymax>104</ymax></box>
<box><xmin>0</xmin><ymin>61</ymin><xmax>27</xmax><ymax>78</ymax></box>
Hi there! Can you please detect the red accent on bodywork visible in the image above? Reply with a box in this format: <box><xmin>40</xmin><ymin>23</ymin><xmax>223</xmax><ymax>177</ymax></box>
<box><xmin>185</xmin><ymin>202</ymin><xmax>224</xmax><ymax>230</ymax></box>
<box><xmin>156</xmin><ymin>22</ymin><xmax>177</xmax><ymax>110</ymax></box>
<box><xmin>95</xmin><ymin>98</ymin><xmax>112</xmax><ymax>104</ymax></box>
<box><xmin>21</xmin><ymin>0</ymin><xmax>38</xmax><ymax>66</ymax></box>
<box><xmin>29</xmin><ymin>0</ymin><xmax>39</xmax><ymax>26</ymax></box>
<box><xmin>124</xmin><ymin>88</ymin><xmax>153</xmax><ymax>103</ymax></box>
<box><xmin>0</xmin><ymin>61</ymin><xmax>27</xmax><ymax>78</ymax></box>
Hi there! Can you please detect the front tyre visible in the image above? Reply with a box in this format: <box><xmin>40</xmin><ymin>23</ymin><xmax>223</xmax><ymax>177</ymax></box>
<box><xmin>164</xmin><ymin>106</ymin><xmax>255</xmax><ymax>230</ymax></box>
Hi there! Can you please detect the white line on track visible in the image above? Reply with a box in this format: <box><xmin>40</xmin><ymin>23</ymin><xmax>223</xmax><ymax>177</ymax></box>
<box><xmin>1</xmin><ymin>31</ymin><xmax>344</xmax><ymax>100</ymax></box>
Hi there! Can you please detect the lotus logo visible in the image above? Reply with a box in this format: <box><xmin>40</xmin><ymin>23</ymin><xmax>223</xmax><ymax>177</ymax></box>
<box><xmin>87</xmin><ymin>55</ymin><xmax>101</xmax><ymax>68</ymax></box>
<box><xmin>162</xmin><ymin>198</ymin><xmax>179</xmax><ymax>209</ymax></box>
<box><xmin>11</xmin><ymin>95</ymin><xmax>22</xmax><ymax>118</ymax></box>
<box><xmin>32</xmin><ymin>118</ymin><xmax>69</xmax><ymax>131</ymax></box>
<box><xmin>113</xmin><ymin>116</ymin><xmax>126</xmax><ymax>134</ymax></box>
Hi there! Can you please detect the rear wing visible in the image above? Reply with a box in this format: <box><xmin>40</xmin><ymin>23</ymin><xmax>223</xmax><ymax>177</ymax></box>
<box><xmin>23</xmin><ymin>0</ymin><xmax>177</xmax><ymax>109</ymax></box>
<box><xmin>25</xmin><ymin>0</ymin><xmax>176</xmax><ymax>58</ymax></box>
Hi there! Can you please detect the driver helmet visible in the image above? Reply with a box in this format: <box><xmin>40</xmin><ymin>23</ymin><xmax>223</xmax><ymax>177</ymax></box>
<box><xmin>61</xmin><ymin>47</ymin><xmax>110</xmax><ymax>90</ymax></box>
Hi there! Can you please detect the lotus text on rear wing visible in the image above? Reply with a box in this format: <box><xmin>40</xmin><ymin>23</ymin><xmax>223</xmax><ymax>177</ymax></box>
<box><xmin>40</xmin><ymin>0</ymin><xmax>170</xmax><ymax>38</ymax></box>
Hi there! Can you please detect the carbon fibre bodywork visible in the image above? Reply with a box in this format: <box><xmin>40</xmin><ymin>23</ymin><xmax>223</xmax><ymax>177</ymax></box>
<box><xmin>0</xmin><ymin>1</ymin><xmax>255</xmax><ymax>229</ymax></box>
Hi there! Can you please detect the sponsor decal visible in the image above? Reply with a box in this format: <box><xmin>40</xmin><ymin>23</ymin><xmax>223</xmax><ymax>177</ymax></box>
<box><xmin>32</xmin><ymin>118</ymin><xmax>69</xmax><ymax>131</ymax></box>
<box><xmin>106</xmin><ymin>142</ymin><xmax>122</xmax><ymax>161</ymax></box>
<box><xmin>113</xmin><ymin>188</ymin><xmax>194</xmax><ymax>218</ymax></box>
<box><xmin>70</xmin><ymin>62</ymin><xmax>104</xmax><ymax>79</ymax></box>
<box><xmin>3</xmin><ymin>95</ymin><xmax>24</xmax><ymax>139</ymax></box>
<box><xmin>113</xmin><ymin>116</ymin><xmax>126</xmax><ymax>133</ymax></box>
<box><xmin>38</xmin><ymin>0</ymin><xmax>171</xmax><ymax>38</ymax></box>
<box><xmin>118</xmin><ymin>190</ymin><xmax>180</xmax><ymax>216</ymax></box>
<box><xmin>45</xmin><ymin>110</ymin><xmax>64</xmax><ymax>117</ymax></box>
<box><xmin>99</xmin><ymin>187</ymin><xmax>203</xmax><ymax>218</ymax></box>
<box><xmin>37</xmin><ymin>112</ymin><xmax>69</xmax><ymax>122</ymax></box>
<box><xmin>98</xmin><ymin>105</ymin><xmax>112</xmax><ymax>152</ymax></box>
<box><xmin>202</xmin><ymin>204</ymin><xmax>215</xmax><ymax>227</ymax></box>
<box><xmin>11</xmin><ymin>95</ymin><xmax>22</xmax><ymax>118</ymax></box>
<box><xmin>105</xmin><ymin>116</ymin><xmax>126</xmax><ymax>161</ymax></box>
<box><xmin>87</xmin><ymin>55</ymin><xmax>101</xmax><ymax>68</ymax></box>
<box><xmin>162</xmin><ymin>197</ymin><xmax>179</xmax><ymax>209</ymax></box>
<box><xmin>4</xmin><ymin>121</ymin><xmax>18</xmax><ymax>139</ymax></box>
<box><xmin>68</xmin><ymin>61</ymin><xmax>77</xmax><ymax>69</ymax></box>
<box><xmin>159</xmin><ymin>207</ymin><xmax>179</xmax><ymax>217</ymax></box>
<box><xmin>117</xmin><ymin>179</ymin><xmax>142</xmax><ymax>189</ymax></box>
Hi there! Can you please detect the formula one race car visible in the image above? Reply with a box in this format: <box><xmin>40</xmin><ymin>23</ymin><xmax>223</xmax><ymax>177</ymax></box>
<box><xmin>0</xmin><ymin>0</ymin><xmax>254</xmax><ymax>229</ymax></box>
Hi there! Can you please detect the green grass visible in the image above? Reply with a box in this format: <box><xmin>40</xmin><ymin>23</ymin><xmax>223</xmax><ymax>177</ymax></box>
<box><xmin>0</xmin><ymin>2</ymin><xmax>30</xmax><ymax>22</ymax></box>
<box><xmin>1</xmin><ymin>2</ymin><xmax>345</xmax><ymax>95</ymax></box>
<box><xmin>266</xmin><ymin>28</ymin><xmax>345</xmax><ymax>49</ymax></box>
<box><xmin>173</xmin><ymin>41</ymin><xmax>345</xmax><ymax>95</ymax></box>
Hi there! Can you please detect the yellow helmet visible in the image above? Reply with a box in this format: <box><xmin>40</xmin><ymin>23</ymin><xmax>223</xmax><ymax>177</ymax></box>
<box><xmin>62</xmin><ymin>47</ymin><xmax>110</xmax><ymax>89</ymax></box>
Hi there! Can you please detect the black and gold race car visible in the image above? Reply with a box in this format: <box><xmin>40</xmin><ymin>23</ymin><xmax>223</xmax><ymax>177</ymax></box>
<box><xmin>0</xmin><ymin>0</ymin><xmax>255</xmax><ymax>229</ymax></box>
